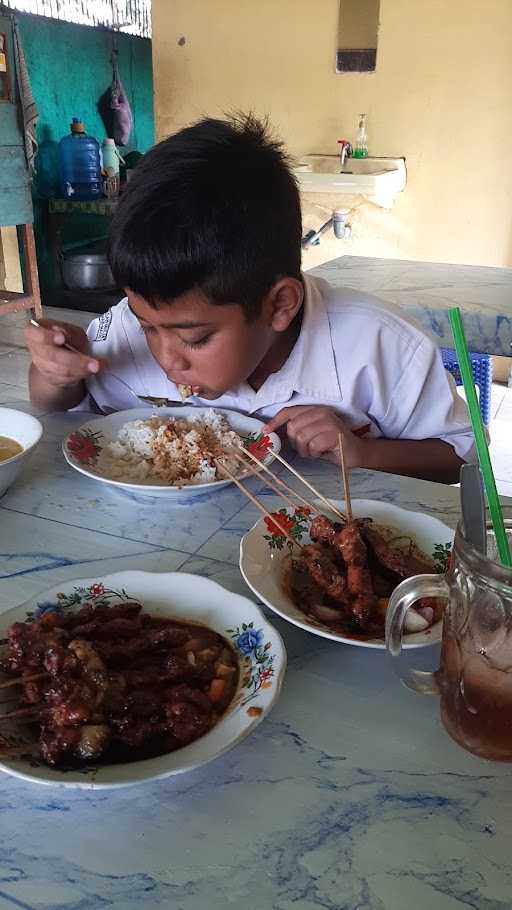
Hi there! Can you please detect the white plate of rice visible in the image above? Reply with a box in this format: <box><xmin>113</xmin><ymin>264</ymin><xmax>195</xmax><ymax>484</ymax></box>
<box><xmin>63</xmin><ymin>407</ymin><xmax>281</xmax><ymax>498</ymax></box>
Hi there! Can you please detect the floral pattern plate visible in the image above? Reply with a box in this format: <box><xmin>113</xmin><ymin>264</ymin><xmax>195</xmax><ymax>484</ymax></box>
<box><xmin>0</xmin><ymin>571</ymin><xmax>286</xmax><ymax>789</ymax></box>
<box><xmin>240</xmin><ymin>498</ymin><xmax>454</xmax><ymax>650</ymax></box>
<box><xmin>63</xmin><ymin>407</ymin><xmax>280</xmax><ymax>498</ymax></box>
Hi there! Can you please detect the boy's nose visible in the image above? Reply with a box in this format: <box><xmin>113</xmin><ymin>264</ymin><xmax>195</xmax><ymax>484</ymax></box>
<box><xmin>159</xmin><ymin>351</ymin><xmax>190</xmax><ymax>374</ymax></box>
<box><xmin>158</xmin><ymin>345</ymin><xmax>190</xmax><ymax>374</ymax></box>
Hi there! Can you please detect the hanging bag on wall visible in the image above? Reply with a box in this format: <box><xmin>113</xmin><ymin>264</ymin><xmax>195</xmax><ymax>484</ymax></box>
<box><xmin>98</xmin><ymin>47</ymin><xmax>133</xmax><ymax>147</ymax></box>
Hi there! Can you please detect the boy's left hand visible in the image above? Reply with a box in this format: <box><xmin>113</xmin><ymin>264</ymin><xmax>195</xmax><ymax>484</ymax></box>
<box><xmin>263</xmin><ymin>405</ymin><xmax>363</xmax><ymax>466</ymax></box>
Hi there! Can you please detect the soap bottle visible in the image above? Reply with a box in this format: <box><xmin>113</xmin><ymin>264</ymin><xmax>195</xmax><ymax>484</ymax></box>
<box><xmin>353</xmin><ymin>114</ymin><xmax>368</xmax><ymax>159</ymax></box>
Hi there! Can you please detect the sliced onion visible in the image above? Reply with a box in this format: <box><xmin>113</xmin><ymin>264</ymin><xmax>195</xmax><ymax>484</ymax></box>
<box><xmin>404</xmin><ymin>608</ymin><xmax>430</xmax><ymax>632</ymax></box>
<box><xmin>311</xmin><ymin>603</ymin><xmax>342</xmax><ymax>625</ymax></box>
<box><xmin>416</xmin><ymin>606</ymin><xmax>434</xmax><ymax>624</ymax></box>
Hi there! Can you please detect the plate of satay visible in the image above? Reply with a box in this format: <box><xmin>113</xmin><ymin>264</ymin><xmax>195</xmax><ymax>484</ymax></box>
<box><xmin>63</xmin><ymin>407</ymin><xmax>280</xmax><ymax>498</ymax></box>
<box><xmin>236</xmin><ymin>441</ymin><xmax>454</xmax><ymax>649</ymax></box>
<box><xmin>0</xmin><ymin>572</ymin><xmax>286</xmax><ymax>788</ymax></box>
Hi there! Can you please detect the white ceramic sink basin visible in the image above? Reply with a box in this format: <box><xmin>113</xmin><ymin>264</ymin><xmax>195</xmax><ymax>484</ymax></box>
<box><xmin>294</xmin><ymin>155</ymin><xmax>406</xmax><ymax>207</ymax></box>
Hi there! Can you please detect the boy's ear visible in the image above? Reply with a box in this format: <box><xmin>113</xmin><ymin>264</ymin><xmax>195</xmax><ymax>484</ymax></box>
<box><xmin>264</xmin><ymin>278</ymin><xmax>304</xmax><ymax>332</ymax></box>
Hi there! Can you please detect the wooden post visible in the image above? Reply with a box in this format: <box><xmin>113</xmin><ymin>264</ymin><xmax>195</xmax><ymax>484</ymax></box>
<box><xmin>22</xmin><ymin>223</ymin><xmax>42</xmax><ymax>318</ymax></box>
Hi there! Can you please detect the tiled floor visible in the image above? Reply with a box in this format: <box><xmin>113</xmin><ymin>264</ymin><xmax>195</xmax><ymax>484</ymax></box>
<box><xmin>1</xmin><ymin>306</ymin><xmax>511</xmax><ymax>494</ymax></box>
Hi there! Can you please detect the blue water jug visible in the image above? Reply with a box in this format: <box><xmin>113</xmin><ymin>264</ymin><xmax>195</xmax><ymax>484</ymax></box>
<box><xmin>58</xmin><ymin>118</ymin><xmax>102</xmax><ymax>200</ymax></box>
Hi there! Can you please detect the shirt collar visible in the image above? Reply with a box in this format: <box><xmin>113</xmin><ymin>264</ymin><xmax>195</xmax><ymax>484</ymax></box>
<box><xmin>255</xmin><ymin>274</ymin><xmax>342</xmax><ymax>405</ymax></box>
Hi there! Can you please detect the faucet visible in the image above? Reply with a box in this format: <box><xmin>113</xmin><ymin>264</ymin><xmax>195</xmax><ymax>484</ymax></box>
<box><xmin>337</xmin><ymin>139</ymin><xmax>352</xmax><ymax>169</ymax></box>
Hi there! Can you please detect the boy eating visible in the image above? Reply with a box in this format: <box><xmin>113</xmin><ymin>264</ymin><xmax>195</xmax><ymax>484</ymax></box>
<box><xmin>25</xmin><ymin>115</ymin><xmax>474</xmax><ymax>483</ymax></box>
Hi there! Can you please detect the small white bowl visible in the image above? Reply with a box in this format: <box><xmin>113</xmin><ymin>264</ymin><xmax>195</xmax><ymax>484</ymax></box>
<box><xmin>0</xmin><ymin>407</ymin><xmax>43</xmax><ymax>498</ymax></box>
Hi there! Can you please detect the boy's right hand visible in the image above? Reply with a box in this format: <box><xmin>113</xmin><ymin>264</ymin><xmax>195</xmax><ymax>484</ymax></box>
<box><xmin>24</xmin><ymin>320</ymin><xmax>102</xmax><ymax>388</ymax></box>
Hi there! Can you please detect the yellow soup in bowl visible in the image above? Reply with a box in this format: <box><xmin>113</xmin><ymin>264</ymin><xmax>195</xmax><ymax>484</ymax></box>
<box><xmin>0</xmin><ymin>436</ymin><xmax>24</xmax><ymax>463</ymax></box>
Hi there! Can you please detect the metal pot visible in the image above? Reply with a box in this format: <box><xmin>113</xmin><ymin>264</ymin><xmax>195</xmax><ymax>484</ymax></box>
<box><xmin>61</xmin><ymin>249</ymin><xmax>115</xmax><ymax>290</ymax></box>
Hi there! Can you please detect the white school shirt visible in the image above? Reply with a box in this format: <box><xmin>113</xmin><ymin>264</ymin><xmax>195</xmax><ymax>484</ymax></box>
<box><xmin>78</xmin><ymin>274</ymin><xmax>476</xmax><ymax>461</ymax></box>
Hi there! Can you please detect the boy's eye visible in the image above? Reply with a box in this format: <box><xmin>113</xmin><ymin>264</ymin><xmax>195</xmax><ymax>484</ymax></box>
<box><xmin>180</xmin><ymin>335</ymin><xmax>211</xmax><ymax>350</ymax></box>
<box><xmin>141</xmin><ymin>324</ymin><xmax>155</xmax><ymax>334</ymax></box>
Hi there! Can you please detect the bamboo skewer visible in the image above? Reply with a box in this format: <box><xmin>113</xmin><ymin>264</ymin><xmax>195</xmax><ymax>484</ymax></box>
<box><xmin>0</xmin><ymin>672</ymin><xmax>46</xmax><ymax>690</ymax></box>
<box><xmin>338</xmin><ymin>433</ymin><xmax>353</xmax><ymax>522</ymax></box>
<box><xmin>230</xmin><ymin>450</ymin><xmax>312</xmax><ymax>516</ymax></box>
<box><xmin>0</xmin><ymin>745</ymin><xmax>38</xmax><ymax>758</ymax></box>
<box><xmin>239</xmin><ymin>446</ymin><xmax>321</xmax><ymax>516</ymax></box>
<box><xmin>267</xmin><ymin>450</ymin><xmax>346</xmax><ymax>522</ymax></box>
<box><xmin>0</xmin><ymin>706</ymin><xmax>38</xmax><ymax>721</ymax></box>
<box><xmin>215</xmin><ymin>460</ymin><xmax>303</xmax><ymax>550</ymax></box>
<box><xmin>231</xmin><ymin>452</ymin><xmax>299</xmax><ymax>515</ymax></box>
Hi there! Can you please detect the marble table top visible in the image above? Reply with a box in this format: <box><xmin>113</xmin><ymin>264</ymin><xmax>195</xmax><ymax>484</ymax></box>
<box><xmin>1</xmin><ymin>402</ymin><xmax>512</xmax><ymax>910</ymax></box>
<box><xmin>310</xmin><ymin>255</ymin><xmax>512</xmax><ymax>358</ymax></box>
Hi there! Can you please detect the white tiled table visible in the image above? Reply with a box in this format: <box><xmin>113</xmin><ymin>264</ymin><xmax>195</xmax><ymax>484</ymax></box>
<box><xmin>1</xmin><ymin>404</ymin><xmax>512</xmax><ymax>910</ymax></box>
<box><xmin>312</xmin><ymin>255</ymin><xmax>512</xmax><ymax>358</ymax></box>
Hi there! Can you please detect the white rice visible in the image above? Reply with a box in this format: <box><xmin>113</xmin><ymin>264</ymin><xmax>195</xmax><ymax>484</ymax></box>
<box><xmin>96</xmin><ymin>410</ymin><xmax>244</xmax><ymax>486</ymax></box>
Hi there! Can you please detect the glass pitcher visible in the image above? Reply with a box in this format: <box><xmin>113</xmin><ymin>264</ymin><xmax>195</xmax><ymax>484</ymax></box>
<box><xmin>386</xmin><ymin>520</ymin><xmax>512</xmax><ymax>761</ymax></box>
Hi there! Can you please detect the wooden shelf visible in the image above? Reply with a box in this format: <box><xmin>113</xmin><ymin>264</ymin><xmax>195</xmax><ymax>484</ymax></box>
<box><xmin>48</xmin><ymin>198</ymin><xmax>118</xmax><ymax>216</ymax></box>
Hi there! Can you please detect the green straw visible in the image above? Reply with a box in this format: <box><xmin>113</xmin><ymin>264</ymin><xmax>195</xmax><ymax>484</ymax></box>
<box><xmin>448</xmin><ymin>308</ymin><xmax>511</xmax><ymax>567</ymax></box>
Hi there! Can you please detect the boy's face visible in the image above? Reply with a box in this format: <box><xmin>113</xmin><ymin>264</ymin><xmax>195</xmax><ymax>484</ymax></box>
<box><xmin>126</xmin><ymin>281</ymin><xmax>302</xmax><ymax>399</ymax></box>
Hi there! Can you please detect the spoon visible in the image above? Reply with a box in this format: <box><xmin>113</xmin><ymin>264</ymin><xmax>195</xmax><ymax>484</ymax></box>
<box><xmin>460</xmin><ymin>463</ymin><xmax>487</xmax><ymax>555</ymax></box>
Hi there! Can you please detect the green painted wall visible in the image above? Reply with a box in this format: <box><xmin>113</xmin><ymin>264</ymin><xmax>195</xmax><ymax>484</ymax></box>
<box><xmin>18</xmin><ymin>13</ymin><xmax>154</xmax><ymax>156</ymax></box>
<box><xmin>15</xmin><ymin>12</ymin><xmax>154</xmax><ymax>300</ymax></box>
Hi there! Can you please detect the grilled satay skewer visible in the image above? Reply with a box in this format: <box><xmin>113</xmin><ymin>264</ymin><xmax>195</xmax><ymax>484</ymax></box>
<box><xmin>333</xmin><ymin>434</ymin><xmax>377</xmax><ymax>630</ymax></box>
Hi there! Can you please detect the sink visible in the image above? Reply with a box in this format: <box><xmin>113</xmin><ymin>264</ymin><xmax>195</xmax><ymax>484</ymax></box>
<box><xmin>294</xmin><ymin>155</ymin><xmax>406</xmax><ymax>207</ymax></box>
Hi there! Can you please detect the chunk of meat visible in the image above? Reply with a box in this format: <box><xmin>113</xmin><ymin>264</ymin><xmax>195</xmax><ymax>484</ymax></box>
<box><xmin>97</xmin><ymin>626</ymin><xmax>190</xmax><ymax>664</ymax></box>
<box><xmin>68</xmin><ymin>640</ymin><xmax>106</xmax><ymax>686</ymax></box>
<box><xmin>112</xmin><ymin>718</ymin><xmax>169</xmax><ymax>750</ymax></box>
<box><xmin>301</xmin><ymin>545</ymin><xmax>347</xmax><ymax>603</ymax></box>
<box><xmin>75</xmin><ymin>724</ymin><xmax>111</xmax><ymax>760</ymax></box>
<box><xmin>63</xmin><ymin>601</ymin><xmax>142</xmax><ymax>630</ymax></box>
<box><xmin>359</xmin><ymin>524</ymin><xmax>408</xmax><ymax>580</ymax></box>
<box><xmin>310</xmin><ymin>515</ymin><xmax>338</xmax><ymax>546</ymax></box>
<box><xmin>71</xmin><ymin>617</ymin><xmax>143</xmax><ymax>641</ymax></box>
<box><xmin>43</xmin><ymin>677</ymin><xmax>105</xmax><ymax>726</ymax></box>
<box><xmin>39</xmin><ymin>725</ymin><xmax>82</xmax><ymax>766</ymax></box>
<box><xmin>336</xmin><ymin>523</ymin><xmax>377</xmax><ymax>630</ymax></box>
<box><xmin>6</xmin><ymin>623</ymin><xmax>68</xmax><ymax>671</ymax></box>
<box><xmin>21</xmin><ymin>675</ymin><xmax>47</xmax><ymax>704</ymax></box>
<box><xmin>164</xmin><ymin>698</ymin><xmax>213</xmax><ymax>743</ymax></box>
<box><xmin>46</xmin><ymin>698</ymin><xmax>95</xmax><ymax>728</ymax></box>
<box><xmin>39</xmin><ymin>723</ymin><xmax>110</xmax><ymax>765</ymax></box>
<box><xmin>43</xmin><ymin>644</ymin><xmax>79</xmax><ymax>677</ymax></box>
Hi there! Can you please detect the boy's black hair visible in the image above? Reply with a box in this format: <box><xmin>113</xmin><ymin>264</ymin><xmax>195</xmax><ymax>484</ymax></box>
<box><xmin>107</xmin><ymin>113</ymin><xmax>302</xmax><ymax>317</ymax></box>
